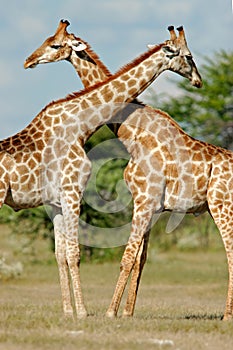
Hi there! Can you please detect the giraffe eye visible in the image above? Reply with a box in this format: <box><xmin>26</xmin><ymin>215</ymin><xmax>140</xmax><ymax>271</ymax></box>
<box><xmin>51</xmin><ymin>44</ymin><xmax>62</xmax><ymax>50</ymax></box>
<box><xmin>186</xmin><ymin>55</ymin><xmax>193</xmax><ymax>61</ymax></box>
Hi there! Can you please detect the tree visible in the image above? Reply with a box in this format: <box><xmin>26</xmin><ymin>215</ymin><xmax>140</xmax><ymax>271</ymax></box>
<box><xmin>149</xmin><ymin>50</ymin><xmax>233</xmax><ymax>148</ymax></box>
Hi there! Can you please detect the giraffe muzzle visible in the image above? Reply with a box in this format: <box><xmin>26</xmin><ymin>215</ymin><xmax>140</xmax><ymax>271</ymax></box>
<box><xmin>24</xmin><ymin>60</ymin><xmax>37</xmax><ymax>69</ymax></box>
<box><xmin>192</xmin><ymin>78</ymin><xmax>202</xmax><ymax>88</ymax></box>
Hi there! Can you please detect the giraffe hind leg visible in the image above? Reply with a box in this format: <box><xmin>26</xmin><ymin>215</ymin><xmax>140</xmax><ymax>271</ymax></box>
<box><xmin>54</xmin><ymin>213</ymin><xmax>74</xmax><ymax>318</ymax></box>
<box><xmin>215</xmin><ymin>223</ymin><xmax>233</xmax><ymax>321</ymax></box>
<box><xmin>207</xmin><ymin>177</ymin><xmax>233</xmax><ymax>320</ymax></box>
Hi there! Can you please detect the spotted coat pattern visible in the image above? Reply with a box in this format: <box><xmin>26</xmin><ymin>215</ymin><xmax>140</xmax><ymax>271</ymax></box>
<box><xmin>23</xmin><ymin>21</ymin><xmax>205</xmax><ymax>318</ymax></box>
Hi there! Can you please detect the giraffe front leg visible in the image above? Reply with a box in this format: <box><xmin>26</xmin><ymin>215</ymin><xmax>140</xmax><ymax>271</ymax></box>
<box><xmin>66</xmin><ymin>238</ymin><xmax>87</xmax><ymax>319</ymax></box>
<box><xmin>60</xmin><ymin>190</ymin><xmax>87</xmax><ymax>319</ymax></box>
<box><xmin>106</xmin><ymin>245</ymin><xmax>136</xmax><ymax>318</ymax></box>
<box><xmin>106</xmin><ymin>208</ymin><xmax>153</xmax><ymax>318</ymax></box>
<box><xmin>58</xmin><ymin>151</ymin><xmax>90</xmax><ymax>319</ymax></box>
<box><xmin>122</xmin><ymin>229</ymin><xmax>150</xmax><ymax>317</ymax></box>
<box><xmin>53</xmin><ymin>213</ymin><xmax>74</xmax><ymax>318</ymax></box>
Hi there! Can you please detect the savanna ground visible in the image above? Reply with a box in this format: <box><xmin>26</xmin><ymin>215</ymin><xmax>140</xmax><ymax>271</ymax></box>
<box><xmin>1</xmin><ymin>222</ymin><xmax>233</xmax><ymax>350</ymax></box>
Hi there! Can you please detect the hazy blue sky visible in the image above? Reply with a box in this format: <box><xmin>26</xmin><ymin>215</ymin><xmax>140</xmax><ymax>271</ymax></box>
<box><xmin>0</xmin><ymin>0</ymin><xmax>232</xmax><ymax>138</ymax></box>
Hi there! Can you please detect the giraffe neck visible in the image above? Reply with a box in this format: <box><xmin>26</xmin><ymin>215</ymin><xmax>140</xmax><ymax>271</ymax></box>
<box><xmin>69</xmin><ymin>50</ymin><xmax>111</xmax><ymax>87</ymax></box>
<box><xmin>2</xmin><ymin>44</ymin><xmax>168</xmax><ymax>151</ymax></box>
<box><xmin>57</xmin><ymin>44</ymin><xmax>168</xmax><ymax>144</ymax></box>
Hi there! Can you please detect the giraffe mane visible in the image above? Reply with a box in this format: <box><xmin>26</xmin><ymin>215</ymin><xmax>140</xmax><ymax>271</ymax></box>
<box><xmin>113</xmin><ymin>43</ymin><xmax>164</xmax><ymax>77</ymax></box>
<box><xmin>77</xmin><ymin>37</ymin><xmax>112</xmax><ymax>78</ymax></box>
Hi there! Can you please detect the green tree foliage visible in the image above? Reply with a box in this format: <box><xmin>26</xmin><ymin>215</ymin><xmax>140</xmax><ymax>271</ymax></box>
<box><xmin>149</xmin><ymin>50</ymin><xmax>233</xmax><ymax>148</ymax></box>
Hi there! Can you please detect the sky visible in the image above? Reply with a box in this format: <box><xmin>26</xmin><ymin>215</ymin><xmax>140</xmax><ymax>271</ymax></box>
<box><xmin>0</xmin><ymin>0</ymin><xmax>232</xmax><ymax>139</ymax></box>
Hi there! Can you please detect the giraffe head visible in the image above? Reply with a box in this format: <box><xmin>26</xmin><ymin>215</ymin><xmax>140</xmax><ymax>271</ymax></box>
<box><xmin>24</xmin><ymin>19</ymin><xmax>87</xmax><ymax>68</ymax></box>
<box><xmin>148</xmin><ymin>26</ymin><xmax>202</xmax><ymax>88</ymax></box>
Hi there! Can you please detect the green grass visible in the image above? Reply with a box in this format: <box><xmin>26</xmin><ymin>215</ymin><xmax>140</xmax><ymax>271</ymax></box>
<box><xmin>0</xmin><ymin>224</ymin><xmax>233</xmax><ymax>350</ymax></box>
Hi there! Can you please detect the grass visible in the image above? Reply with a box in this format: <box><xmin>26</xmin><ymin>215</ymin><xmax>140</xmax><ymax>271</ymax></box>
<box><xmin>0</xmin><ymin>224</ymin><xmax>233</xmax><ymax>349</ymax></box>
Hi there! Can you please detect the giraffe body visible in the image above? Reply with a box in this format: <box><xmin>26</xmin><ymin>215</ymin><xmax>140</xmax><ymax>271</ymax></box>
<box><xmin>119</xmin><ymin>107</ymin><xmax>214</xmax><ymax>214</ymax></box>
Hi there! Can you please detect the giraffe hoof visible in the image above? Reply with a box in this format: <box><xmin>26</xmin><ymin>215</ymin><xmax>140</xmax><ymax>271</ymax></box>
<box><xmin>106</xmin><ymin>310</ymin><xmax>117</xmax><ymax>318</ymax></box>
<box><xmin>122</xmin><ymin>311</ymin><xmax>133</xmax><ymax>318</ymax></box>
<box><xmin>223</xmin><ymin>314</ymin><xmax>233</xmax><ymax>321</ymax></box>
<box><xmin>77</xmin><ymin>310</ymin><xmax>88</xmax><ymax>319</ymax></box>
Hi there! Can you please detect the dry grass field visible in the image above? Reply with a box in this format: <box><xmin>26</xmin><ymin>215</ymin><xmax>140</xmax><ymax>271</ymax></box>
<box><xmin>1</xmin><ymin>223</ymin><xmax>233</xmax><ymax>350</ymax></box>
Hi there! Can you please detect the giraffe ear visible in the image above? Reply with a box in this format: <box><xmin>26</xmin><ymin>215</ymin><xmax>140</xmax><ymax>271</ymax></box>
<box><xmin>147</xmin><ymin>44</ymin><xmax>156</xmax><ymax>50</ymax></box>
<box><xmin>69</xmin><ymin>39</ymin><xmax>87</xmax><ymax>52</ymax></box>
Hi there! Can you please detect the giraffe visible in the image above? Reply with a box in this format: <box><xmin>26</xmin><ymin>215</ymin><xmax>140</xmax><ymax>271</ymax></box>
<box><xmin>24</xmin><ymin>21</ymin><xmax>216</xmax><ymax>319</ymax></box>
<box><xmin>111</xmin><ymin>108</ymin><xmax>233</xmax><ymax>321</ymax></box>
<box><xmin>25</xmin><ymin>21</ymin><xmax>233</xmax><ymax>321</ymax></box>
